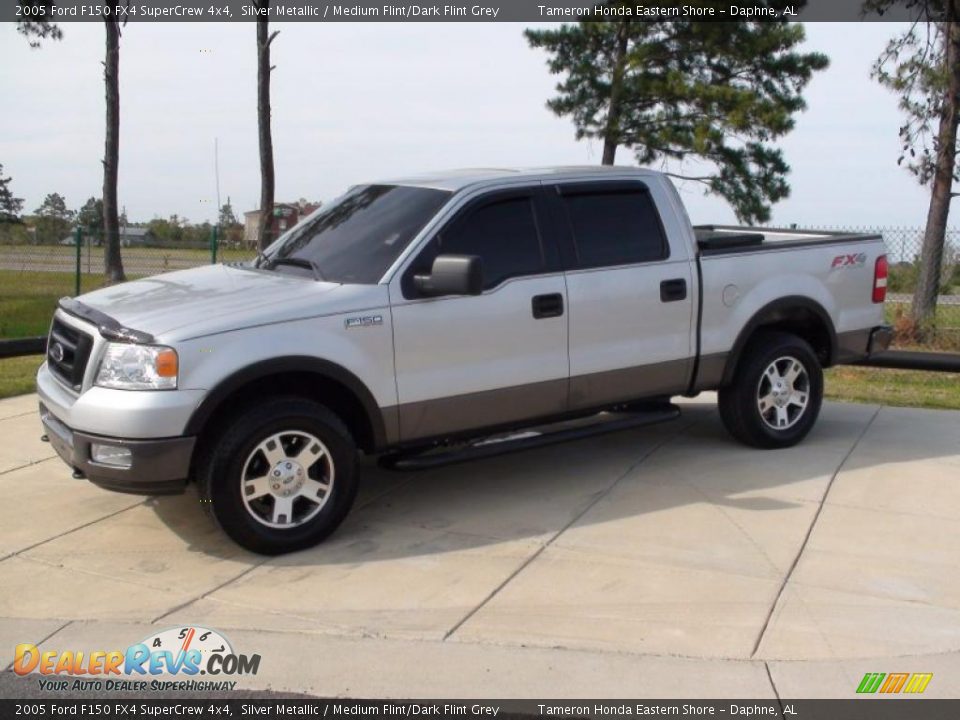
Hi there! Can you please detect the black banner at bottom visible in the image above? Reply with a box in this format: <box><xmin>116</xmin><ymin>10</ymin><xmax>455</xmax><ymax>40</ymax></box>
<box><xmin>1</xmin><ymin>699</ymin><xmax>959</xmax><ymax>720</ymax></box>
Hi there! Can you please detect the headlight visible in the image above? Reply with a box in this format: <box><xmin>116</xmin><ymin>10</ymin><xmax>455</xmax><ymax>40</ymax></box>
<box><xmin>95</xmin><ymin>343</ymin><xmax>179</xmax><ymax>390</ymax></box>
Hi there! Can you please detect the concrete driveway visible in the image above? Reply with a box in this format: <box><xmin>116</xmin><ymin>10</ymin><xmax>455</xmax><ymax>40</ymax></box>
<box><xmin>1</xmin><ymin>392</ymin><xmax>959</xmax><ymax>698</ymax></box>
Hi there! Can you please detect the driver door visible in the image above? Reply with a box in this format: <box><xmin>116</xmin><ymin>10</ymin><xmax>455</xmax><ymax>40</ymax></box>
<box><xmin>388</xmin><ymin>186</ymin><xmax>569</xmax><ymax>442</ymax></box>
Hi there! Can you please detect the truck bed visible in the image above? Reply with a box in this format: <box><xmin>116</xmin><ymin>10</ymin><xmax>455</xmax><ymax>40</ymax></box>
<box><xmin>694</xmin><ymin>225</ymin><xmax>882</xmax><ymax>254</ymax></box>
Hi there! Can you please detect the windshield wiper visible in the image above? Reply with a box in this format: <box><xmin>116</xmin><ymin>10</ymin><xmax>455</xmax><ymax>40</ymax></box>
<box><xmin>266</xmin><ymin>257</ymin><xmax>326</xmax><ymax>281</ymax></box>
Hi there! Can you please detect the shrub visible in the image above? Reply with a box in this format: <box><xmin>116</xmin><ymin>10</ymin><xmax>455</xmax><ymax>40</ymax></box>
<box><xmin>887</xmin><ymin>263</ymin><xmax>918</xmax><ymax>293</ymax></box>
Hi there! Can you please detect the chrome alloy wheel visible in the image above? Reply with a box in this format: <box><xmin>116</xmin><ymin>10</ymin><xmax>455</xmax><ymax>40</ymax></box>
<box><xmin>756</xmin><ymin>355</ymin><xmax>810</xmax><ymax>431</ymax></box>
<box><xmin>240</xmin><ymin>430</ymin><xmax>334</xmax><ymax>529</ymax></box>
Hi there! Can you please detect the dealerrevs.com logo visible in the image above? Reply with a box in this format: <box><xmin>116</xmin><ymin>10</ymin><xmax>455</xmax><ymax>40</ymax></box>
<box><xmin>13</xmin><ymin>626</ymin><xmax>260</xmax><ymax>692</ymax></box>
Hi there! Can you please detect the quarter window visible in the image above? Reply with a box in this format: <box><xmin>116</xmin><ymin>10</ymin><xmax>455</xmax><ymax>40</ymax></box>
<box><xmin>562</xmin><ymin>189</ymin><xmax>668</xmax><ymax>268</ymax></box>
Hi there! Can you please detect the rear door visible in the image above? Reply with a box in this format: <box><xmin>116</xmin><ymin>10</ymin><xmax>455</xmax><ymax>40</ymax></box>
<box><xmin>548</xmin><ymin>180</ymin><xmax>696</xmax><ymax>410</ymax></box>
<box><xmin>389</xmin><ymin>185</ymin><xmax>569</xmax><ymax>442</ymax></box>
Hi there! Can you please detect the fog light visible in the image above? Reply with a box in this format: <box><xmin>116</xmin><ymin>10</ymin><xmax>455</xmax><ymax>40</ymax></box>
<box><xmin>91</xmin><ymin>444</ymin><xmax>133</xmax><ymax>468</ymax></box>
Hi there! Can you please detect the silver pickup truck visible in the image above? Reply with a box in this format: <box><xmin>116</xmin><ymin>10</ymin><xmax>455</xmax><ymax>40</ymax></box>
<box><xmin>37</xmin><ymin>167</ymin><xmax>891</xmax><ymax>554</ymax></box>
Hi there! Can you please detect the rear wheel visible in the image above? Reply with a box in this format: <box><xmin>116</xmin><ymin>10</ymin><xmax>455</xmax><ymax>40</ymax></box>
<box><xmin>199</xmin><ymin>397</ymin><xmax>359</xmax><ymax>554</ymax></box>
<box><xmin>718</xmin><ymin>332</ymin><xmax>823</xmax><ymax>449</ymax></box>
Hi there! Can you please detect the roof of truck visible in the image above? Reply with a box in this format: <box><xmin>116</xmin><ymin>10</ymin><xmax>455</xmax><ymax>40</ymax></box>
<box><xmin>377</xmin><ymin>166</ymin><xmax>659</xmax><ymax>192</ymax></box>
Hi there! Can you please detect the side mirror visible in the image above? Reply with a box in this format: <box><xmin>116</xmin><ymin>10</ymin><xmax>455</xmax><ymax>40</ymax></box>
<box><xmin>413</xmin><ymin>254</ymin><xmax>483</xmax><ymax>297</ymax></box>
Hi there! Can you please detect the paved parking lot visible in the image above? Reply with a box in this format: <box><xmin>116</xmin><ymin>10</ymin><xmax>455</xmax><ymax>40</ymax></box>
<box><xmin>1</xmin><ymin>392</ymin><xmax>959</xmax><ymax>698</ymax></box>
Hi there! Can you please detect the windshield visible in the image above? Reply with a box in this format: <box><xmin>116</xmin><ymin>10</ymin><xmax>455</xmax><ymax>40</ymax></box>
<box><xmin>262</xmin><ymin>184</ymin><xmax>451</xmax><ymax>284</ymax></box>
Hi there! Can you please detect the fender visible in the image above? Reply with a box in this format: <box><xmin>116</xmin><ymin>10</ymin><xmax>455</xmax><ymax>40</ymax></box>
<box><xmin>183</xmin><ymin>356</ymin><xmax>390</xmax><ymax>449</ymax></box>
<box><xmin>721</xmin><ymin>296</ymin><xmax>837</xmax><ymax>386</ymax></box>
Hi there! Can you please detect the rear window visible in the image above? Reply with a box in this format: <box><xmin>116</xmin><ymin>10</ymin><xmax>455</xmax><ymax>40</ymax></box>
<box><xmin>265</xmin><ymin>184</ymin><xmax>451</xmax><ymax>284</ymax></box>
<box><xmin>562</xmin><ymin>189</ymin><xmax>668</xmax><ymax>268</ymax></box>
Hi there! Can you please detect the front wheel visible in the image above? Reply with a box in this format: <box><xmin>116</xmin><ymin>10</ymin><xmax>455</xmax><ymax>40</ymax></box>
<box><xmin>718</xmin><ymin>331</ymin><xmax>823</xmax><ymax>449</ymax></box>
<box><xmin>198</xmin><ymin>397</ymin><xmax>359</xmax><ymax>554</ymax></box>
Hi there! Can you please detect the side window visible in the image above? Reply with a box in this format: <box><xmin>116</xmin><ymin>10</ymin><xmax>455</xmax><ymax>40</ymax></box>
<box><xmin>562</xmin><ymin>189</ymin><xmax>668</xmax><ymax>268</ymax></box>
<box><xmin>406</xmin><ymin>196</ymin><xmax>545</xmax><ymax>295</ymax></box>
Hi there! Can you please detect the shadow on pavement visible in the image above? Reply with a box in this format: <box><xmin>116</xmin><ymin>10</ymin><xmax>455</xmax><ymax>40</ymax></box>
<box><xmin>141</xmin><ymin>398</ymin><xmax>955</xmax><ymax>568</ymax></box>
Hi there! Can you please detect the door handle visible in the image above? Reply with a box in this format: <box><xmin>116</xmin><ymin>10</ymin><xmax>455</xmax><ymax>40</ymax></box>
<box><xmin>660</xmin><ymin>278</ymin><xmax>687</xmax><ymax>303</ymax></box>
<box><xmin>532</xmin><ymin>293</ymin><xmax>564</xmax><ymax>319</ymax></box>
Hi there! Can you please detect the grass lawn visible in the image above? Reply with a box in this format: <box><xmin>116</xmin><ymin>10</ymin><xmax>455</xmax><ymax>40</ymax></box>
<box><xmin>0</xmin><ymin>252</ymin><xmax>251</xmax><ymax>340</ymax></box>
<box><xmin>0</xmin><ymin>244</ymin><xmax>251</xmax><ymax>266</ymax></box>
<box><xmin>885</xmin><ymin>302</ymin><xmax>960</xmax><ymax>351</ymax></box>
<box><xmin>0</xmin><ymin>355</ymin><xmax>42</xmax><ymax>400</ymax></box>
<box><xmin>825</xmin><ymin>365</ymin><xmax>959</xmax><ymax>411</ymax></box>
<box><xmin>0</xmin><ymin>270</ymin><xmax>108</xmax><ymax>339</ymax></box>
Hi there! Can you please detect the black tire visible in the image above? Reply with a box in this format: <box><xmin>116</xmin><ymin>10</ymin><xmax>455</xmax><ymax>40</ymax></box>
<box><xmin>718</xmin><ymin>331</ymin><xmax>823</xmax><ymax>449</ymax></box>
<box><xmin>198</xmin><ymin>397</ymin><xmax>359</xmax><ymax>555</ymax></box>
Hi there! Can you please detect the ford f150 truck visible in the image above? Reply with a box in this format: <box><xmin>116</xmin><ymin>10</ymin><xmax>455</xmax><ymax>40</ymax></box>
<box><xmin>37</xmin><ymin>167</ymin><xmax>892</xmax><ymax>554</ymax></box>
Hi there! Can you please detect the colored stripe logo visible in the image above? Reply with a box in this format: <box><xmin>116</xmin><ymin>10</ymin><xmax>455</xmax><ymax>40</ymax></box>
<box><xmin>857</xmin><ymin>672</ymin><xmax>933</xmax><ymax>694</ymax></box>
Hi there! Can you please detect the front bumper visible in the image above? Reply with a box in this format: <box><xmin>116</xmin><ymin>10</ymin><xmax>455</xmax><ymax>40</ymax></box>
<box><xmin>37</xmin><ymin>360</ymin><xmax>206</xmax><ymax>439</ymax></box>
<box><xmin>39</xmin><ymin>403</ymin><xmax>195</xmax><ymax>495</ymax></box>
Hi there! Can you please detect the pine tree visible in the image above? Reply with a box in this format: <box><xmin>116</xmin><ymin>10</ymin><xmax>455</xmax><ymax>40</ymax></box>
<box><xmin>16</xmin><ymin>0</ymin><xmax>62</xmax><ymax>47</ymax></box>
<box><xmin>526</xmin><ymin>15</ymin><xmax>828</xmax><ymax>223</ymax></box>
<box><xmin>77</xmin><ymin>197</ymin><xmax>104</xmax><ymax>242</ymax></box>
<box><xmin>870</xmin><ymin>0</ymin><xmax>959</xmax><ymax>334</ymax></box>
<box><xmin>18</xmin><ymin>0</ymin><xmax>127</xmax><ymax>281</ymax></box>
<box><xmin>33</xmin><ymin>192</ymin><xmax>74</xmax><ymax>243</ymax></box>
<box><xmin>254</xmin><ymin>2</ymin><xmax>279</xmax><ymax>251</ymax></box>
<box><xmin>102</xmin><ymin>9</ymin><xmax>127</xmax><ymax>282</ymax></box>
<box><xmin>0</xmin><ymin>164</ymin><xmax>24</xmax><ymax>224</ymax></box>
<box><xmin>219</xmin><ymin>198</ymin><xmax>239</xmax><ymax>228</ymax></box>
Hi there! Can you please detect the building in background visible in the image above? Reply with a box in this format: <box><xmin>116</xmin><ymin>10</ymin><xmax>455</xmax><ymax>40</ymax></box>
<box><xmin>243</xmin><ymin>200</ymin><xmax>321</xmax><ymax>247</ymax></box>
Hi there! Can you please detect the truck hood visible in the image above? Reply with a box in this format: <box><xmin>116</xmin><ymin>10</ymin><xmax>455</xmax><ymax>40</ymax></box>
<box><xmin>72</xmin><ymin>264</ymin><xmax>374</xmax><ymax>340</ymax></box>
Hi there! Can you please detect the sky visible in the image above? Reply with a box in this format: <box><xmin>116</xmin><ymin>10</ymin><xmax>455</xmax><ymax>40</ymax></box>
<box><xmin>0</xmin><ymin>20</ymin><xmax>939</xmax><ymax>229</ymax></box>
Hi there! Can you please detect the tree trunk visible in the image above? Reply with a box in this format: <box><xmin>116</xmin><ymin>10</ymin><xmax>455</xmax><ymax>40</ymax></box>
<box><xmin>911</xmin><ymin>18</ymin><xmax>959</xmax><ymax>332</ymax></box>
<box><xmin>102</xmin><ymin>16</ymin><xmax>125</xmax><ymax>283</ymax></box>
<box><xmin>601</xmin><ymin>21</ymin><xmax>630</xmax><ymax>166</ymax></box>
<box><xmin>256</xmin><ymin>13</ymin><xmax>276</xmax><ymax>252</ymax></box>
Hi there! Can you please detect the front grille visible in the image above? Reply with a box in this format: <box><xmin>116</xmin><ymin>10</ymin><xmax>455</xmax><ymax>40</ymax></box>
<box><xmin>47</xmin><ymin>318</ymin><xmax>94</xmax><ymax>391</ymax></box>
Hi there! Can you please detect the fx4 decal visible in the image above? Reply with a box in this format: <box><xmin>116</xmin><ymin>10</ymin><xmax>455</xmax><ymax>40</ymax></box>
<box><xmin>831</xmin><ymin>253</ymin><xmax>867</xmax><ymax>269</ymax></box>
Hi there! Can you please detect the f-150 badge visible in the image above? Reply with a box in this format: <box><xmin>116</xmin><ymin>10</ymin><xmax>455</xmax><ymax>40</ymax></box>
<box><xmin>345</xmin><ymin>315</ymin><xmax>383</xmax><ymax>329</ymax></box>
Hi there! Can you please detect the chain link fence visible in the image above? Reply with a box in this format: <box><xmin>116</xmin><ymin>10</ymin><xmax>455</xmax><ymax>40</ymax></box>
<box><xmin>0</xmin><ymin>229</ymin><xmax>253</xmax><ymax>341</ymax></box>
<box><xmin>805</xmin><ymin>226</ymin><xmax>960</xmax><ymax>349</ymax></box>
<box><xmin>1</xmin><ymin>224</ymin><xmax>958</xmax><ymax>348</ymax></box>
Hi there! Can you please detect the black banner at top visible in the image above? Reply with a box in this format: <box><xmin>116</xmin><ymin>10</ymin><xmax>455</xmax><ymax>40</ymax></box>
<box><xmin>4</xmin><ymin>0</ymin><xmax>956</xmax><ymax>23</ymax></box>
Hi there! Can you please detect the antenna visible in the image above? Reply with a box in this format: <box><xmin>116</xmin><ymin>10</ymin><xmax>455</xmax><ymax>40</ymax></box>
<box><xmin>214</xmin><ymin>137</ymin><xmax>222</xmax><ymax>224</ymax></box>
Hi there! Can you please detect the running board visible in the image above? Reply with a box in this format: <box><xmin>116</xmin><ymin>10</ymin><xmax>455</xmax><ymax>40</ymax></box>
<box><xmin>380</xmin><ymin>403</ymin><xmax>681</xmax><ymax>471</ymax></box>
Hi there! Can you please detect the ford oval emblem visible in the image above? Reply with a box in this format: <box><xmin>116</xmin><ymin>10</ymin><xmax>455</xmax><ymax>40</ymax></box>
<box><xmin>50</xmin><ymin>342</ymin><xmax>65</xmax><ymax>363</ymax></box>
